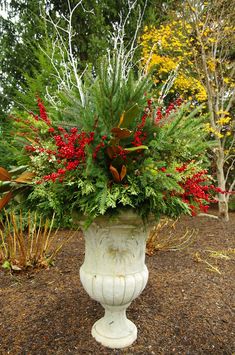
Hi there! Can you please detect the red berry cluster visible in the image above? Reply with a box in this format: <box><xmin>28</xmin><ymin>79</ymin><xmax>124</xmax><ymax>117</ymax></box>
<box><xmin>36</xmin><ymin>97</ymin><xmax>51</xmax><ymax>126</ymax></box>
<box><xmin>114</xmin><ymin>146</ymin><xmax>128</xmax><ymax>160</ymax></box>
<box><xmin>93</xmin><ymin>135</ymin><xmax>107</xmax><ymax>159</ymax></box>
<box><xmin>42</xmin><ymin>129</ymin><xmax>94</xmax><ymax>182</ymax></box>
<box><xmin>155</xmin><ymin>98</ymin><xmax>183</xmax><ymax>124</ymax></box>
<box><xmin>22</xmin><ymin>98</ymin><xmax>97</xmax><ymax>183</ymax></box>
<box><xmin>165</xmin><ymin>98</ymin><xmax>183</xmax><ymax>117</ymax></box>
<box><xmin>132</xmin><ymin>113</ymin><xmax>147</xmax><ymax>146</ymax></box>
<box><xmin>178</xmin><ymin>169</ymin><xmax>222</xmax><ymax>216</ymax></box>
<box><xmin>29</xmin><ymin>98</ymin><xmax>51</xmax><ymax>126</ymax></box>
<box><xmin>25</xmin><ymin>145</ymin><xmax>36</xmax><ymax>152</ymax></box>
<box><xmin>176</xmin><ymin>163</ymin><xmax>187</xmax><ymax>173</ymax></box>
<box><xmin>155</xmin><ymin>108</ymin><xmax>163</xmax><ymax>124</ymax></box>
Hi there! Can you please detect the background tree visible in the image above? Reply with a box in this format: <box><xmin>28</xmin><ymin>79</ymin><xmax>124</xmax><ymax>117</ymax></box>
<box><xmin>184</xmin><ymin>0</ymin><xmax>235</xmax><ymax>221</ymax></box>
<box><xmin>0</xmin><ymin>0</ymin><xmax>48</xmax><ymax>116</ymax></box>
<box><xmin>0</xmin><ymin>0</ymin><xmax>180</xmax><ymax>115</ymax></box>
<box><xmin>140</xmin><ymin>0</ymin><xmax>235</xmax><ymax>220</ymax></box>
<box><xmin>0</xmin><ymin>0</ymin><xmax>51</xmax><ymax>168</ymax></box>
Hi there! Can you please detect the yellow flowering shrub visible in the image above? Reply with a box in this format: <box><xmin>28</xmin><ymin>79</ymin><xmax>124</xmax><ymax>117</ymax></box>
<box><xmin>141</xmin><ymin>20</ymin><xmax>235</xmax><ymax>104</ymax></box>
<box><xmin>216</xmin><ymin>117</ymin><xmax>231</xmax><ymax>126</ymax></box>
<box><xmin>174</xmin><ymin>75</ymin><xmax>207</xmax><ymax>102</ymax></box>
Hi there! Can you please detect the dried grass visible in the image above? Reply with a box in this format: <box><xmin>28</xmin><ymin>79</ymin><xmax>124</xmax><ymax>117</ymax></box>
<box><xmin>0</xmin><ymin>210</ymin><xmax>76</xmax><ymax>270</ymax></box>
<box><xmin>146</xmin><ymin>217</ymin><xmax>197</xmax><ymax>256</ymax></box>
<box><xmin>194</xmin><ymin>248</ymin><xmax>235</xmax><ymax>275</ymax></box>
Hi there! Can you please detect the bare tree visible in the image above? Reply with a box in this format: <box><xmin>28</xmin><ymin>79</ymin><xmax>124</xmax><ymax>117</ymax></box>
<box><xmin>39</xmin><ymin>0</ymin><xmax>147</xmax><ymax>109</ymax></box>
<box><xmin>39</xmin><ymin>0</ymin><xmax>91</xmax><ymax>107</ymax></box>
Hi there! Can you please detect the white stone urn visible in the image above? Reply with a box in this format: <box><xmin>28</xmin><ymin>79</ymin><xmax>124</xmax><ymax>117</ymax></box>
<box><xmin>79</xmin><ymin>210</ymin><xmax>150</xmax><ymax>349</ymax></box>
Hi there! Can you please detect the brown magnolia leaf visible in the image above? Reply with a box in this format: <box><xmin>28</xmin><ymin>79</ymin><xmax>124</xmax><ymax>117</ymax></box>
<box><xmin>0</xmin><ymin>191</ymin><xmax>13</xmax><ymax>210</ymax></box>
<box><xmin>109</xmin><ymin>165</ymin><xmax>121</xmax><ymax>183</ymax></box>
<box><xmin>14</xmin><ymin>172</ymin><xmax>35</xmax><ymax>183</ymax></box>
<box><xmin>120</xmin><ymin>165</ymin><xmax>127</xmax><ymax>181</ymax></box>
<box><xmin>111</xmin><ymin>127</ymin><xmax>132</xmax><ymax>139</ymax></box>
<box><xmin>0</xmin><ymin>167</ymin><xmax>11</xmax><ymax>181</ymax></box>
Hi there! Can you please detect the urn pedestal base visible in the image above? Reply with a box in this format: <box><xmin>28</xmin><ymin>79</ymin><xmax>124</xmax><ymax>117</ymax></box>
<box><xmin>80</xmin><ymin>210</ymin><xmax>150</xmax><ymax>349</ymax></box>
<box><xmin>91</xmin><ymin>304</ymin><xmax>137</xmax><ymax>349</ymax></box>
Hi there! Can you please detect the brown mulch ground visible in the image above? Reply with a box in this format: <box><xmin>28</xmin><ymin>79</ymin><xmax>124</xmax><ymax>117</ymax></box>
<box><xmin>0</xmin><ymin>212</ymin><xmax>234</xmax><ymax>355</ymax></box>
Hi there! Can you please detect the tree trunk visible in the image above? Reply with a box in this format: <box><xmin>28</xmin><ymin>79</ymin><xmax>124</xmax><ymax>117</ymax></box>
<box><xmin>216</xmin><ymin>148</ymin><xmax>229</xmax><ymax>221</ymax></box>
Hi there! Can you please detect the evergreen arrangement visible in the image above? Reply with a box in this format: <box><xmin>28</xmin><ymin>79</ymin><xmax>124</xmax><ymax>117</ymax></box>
<box><xmin>8</xmin><ymin>51</ymin><xmax>222</xmax><ymax>224</ymax></box>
